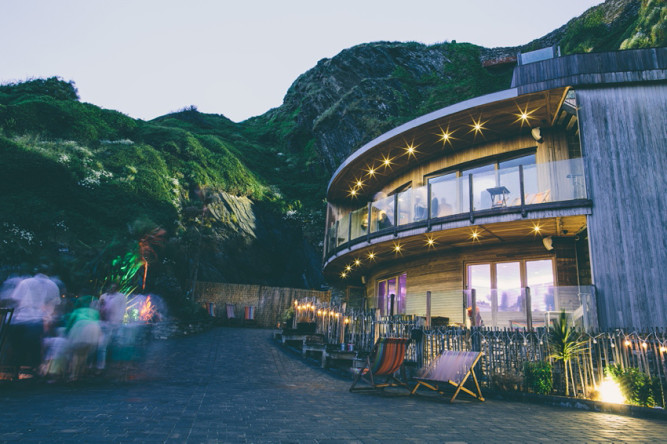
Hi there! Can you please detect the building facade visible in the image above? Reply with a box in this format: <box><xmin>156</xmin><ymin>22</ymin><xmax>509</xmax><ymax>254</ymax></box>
<box><xmin>322</xmin><ymin>47</ymin><xmax>667</xmax><ymax>331</ymax></box>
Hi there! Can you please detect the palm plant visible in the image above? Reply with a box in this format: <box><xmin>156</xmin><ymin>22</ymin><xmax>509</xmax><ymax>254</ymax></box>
<box><xmin>548</xmin><ymin>311</ymin><xmax>588</xmax><ymax>396</ymax></box>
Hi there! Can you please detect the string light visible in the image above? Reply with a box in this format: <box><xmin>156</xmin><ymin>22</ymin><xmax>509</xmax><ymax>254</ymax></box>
<box><xmin>425</xmin><ymin>236</ymin><xmax>436</xmax><ymax>248</ymax></box>
<box><xmin>367</xmin><ymin>251</ymin><xmax>376</xmax><ymax>261</ymax></box>
<box><xmin>393</xmin><ymin>242</ymin><xmax>402</xmax><ymax>254</ymax></box>
<box><xmin>353</xmin><ymin>258</ymin><xmax>362</xmax><ymax>267</ymax></box>
<box><xmin>345</xmin><ymin>265</ymin><xmax>352</xmax><ymax>272</ymax></box>
<box><xmin>470</xmin><ymin>228</ymin><xmax>481</xmax><ymax>241</ymax></box>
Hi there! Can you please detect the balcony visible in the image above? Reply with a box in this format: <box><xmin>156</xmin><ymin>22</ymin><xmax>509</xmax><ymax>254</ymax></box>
<box><xmin>325</xmin><ymin>158</ymin><xmax>589</xmax><ymax>259</ymax></box>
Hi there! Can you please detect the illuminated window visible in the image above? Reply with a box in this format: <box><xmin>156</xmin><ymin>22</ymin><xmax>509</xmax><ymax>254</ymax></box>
<box><xmin>377</xmin><ymin>273</ymin><xmax>407</xmax><ymax>316</ymax></box>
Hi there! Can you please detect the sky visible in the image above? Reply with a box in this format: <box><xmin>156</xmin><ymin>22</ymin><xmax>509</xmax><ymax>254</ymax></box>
<box><xmin>1</xmin><ymin>0</ymin><xmax>605</xmax><ymax>122</ymax></box>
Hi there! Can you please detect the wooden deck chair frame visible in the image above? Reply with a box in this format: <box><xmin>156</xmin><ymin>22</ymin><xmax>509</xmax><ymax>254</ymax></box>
<box><xmin>411</xmin><ymin>350</ymin><xmax>485</xmax><ymax>402</ymax></box>
<box><xmin>349</xmin><ymin>337</ymin><xmax>410</xmax><ymax>392</ymax></box>
<box><xmin>0</xmin><ymin>308</ymin><xmax>14</xmax><ymax>360</ymax></box>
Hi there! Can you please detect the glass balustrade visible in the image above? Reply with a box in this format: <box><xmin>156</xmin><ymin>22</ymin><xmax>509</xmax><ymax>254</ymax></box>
<box><xmin>325</xmin><ymin>158</ymin><xmax>588</xmax><ymax>250</ymax></box>
<box><xmin>370</xmin><ymin>195</ymin><xmax>395</xmax><ymax>233</ymax></box>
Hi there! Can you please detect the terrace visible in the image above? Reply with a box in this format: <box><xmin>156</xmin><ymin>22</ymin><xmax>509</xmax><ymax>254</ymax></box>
<box><xmin>324</xmin><ymin>156</ymin><xmax>590</xmax><ymax>267</ymax></box>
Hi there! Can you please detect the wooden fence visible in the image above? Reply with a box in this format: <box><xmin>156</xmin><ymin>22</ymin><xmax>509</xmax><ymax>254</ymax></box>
<box><xmin>194</xmin><ymin>282</ymin><xmax>330</xmax><ymax>328</ymax></box>
<box><xmin>419</xmin><ymin>327</ymin><xmax>667</xmax><ymax>405</ymax></box>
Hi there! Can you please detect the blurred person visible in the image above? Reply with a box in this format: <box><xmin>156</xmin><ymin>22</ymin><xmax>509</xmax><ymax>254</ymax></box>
<box><xmin>96</xmin><ymin>283</ymin><xmax>127</xmax><ymax>371</ymax></box>
<box><xmin>5</xmin><ymin>274</ymin><xmax>61</xmax><ymax>373</ymax></box>
<box><xmin>65</xmin><ymin>294</ymin><xmax>102</xmax><ymax>380</ymax></box>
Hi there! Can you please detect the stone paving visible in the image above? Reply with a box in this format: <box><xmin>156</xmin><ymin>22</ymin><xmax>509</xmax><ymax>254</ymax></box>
<box><xmin>1</xmin><ymin>327</ymin><xmax>666</xmax><ymax>443</ymax></box>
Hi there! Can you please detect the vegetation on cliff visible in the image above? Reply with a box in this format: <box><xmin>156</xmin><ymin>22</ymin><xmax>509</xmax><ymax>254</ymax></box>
<box><xmin>0</xmin><ymin>0</ymin><xmax>662</xmax><ymax>318</ymax></box>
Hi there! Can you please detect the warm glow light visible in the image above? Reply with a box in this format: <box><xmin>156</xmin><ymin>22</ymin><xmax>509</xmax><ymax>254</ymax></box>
<box><xmin>425</xmin><ymin>236</ymin><xmax>436</xmax><ymax>248</ymax></box>
<box><xmin>660</xmin><ymin>346</ymin><xmax>667</xmax><ymax>353</ymax></box>
<box><xmin>367</xmin><ymin>251</ymin><xmax>376</xmax><ymax>261</ymax></box>
<box><xmin>436</xmin><ymin>126</ymin><xmax>455</xmax><ymax>147</ymax></box>
<box><xmin>344</xmin><ymin>317</ymin><xmax>350</xmax><ymax>324</ymax></box>
<box><xmin>355</xmin><ymin>178</ymin><xmax>364</xmax><ymax>189</ymax></box>
<box><xmin>403</xmin><ymin>142</ymin><xmax>419</xmax><ymax>159</ymax></box>
<box><xmin>348</xmin><ymin>188</ymin><xmax>357</xmax><ymax>197</ymax></box>
<box><xmin>345</xmin><ymin>265</ymin><xmax>352</xmax><ymax>272</ymax></box>
<box><xmin>380</xmin><ymin>154</ymin><xmax>394</xmax><ymax>169</ymax></box>
<box><xmin>393</xmin><ymin>242</ymin><xmax>402</xmax><ymax>253</ymax></box>
<box><xmin>642</xmin><ymin>342</ymin><xmax>648</xmax><ymax>349</ymax></box>
<box><xmin>624</xmin><ymin>340</ymin><xmax>632</xmax><ymax>347</ymax></box>
<box><xmin>353</xmin><ymin>258</ymin><xmax>361</xmax><ymax>267</ymax></box>
<box><xmin>340</xmin><ymin>272</ymin><xmax>347</xmax><ymax>278</ymax></box>
<box><xmin>513</xmin><ymin>104</ymin><xmax>539</xmax><ymax>127</ymax></box>
<box><xmin>470</xmin><ymin>229</ymin><xmax>480</xmax><ymax>241</ymax></box>
<box><xmin>317</xmin><ymin>309</ymin><xmax>322</xmax><ymax>316</ymax></box>
<box><xmin>468</xmin><ymin>116</ymin><xmax>487</xmax><ymax>135</ymax></box>
<box><xmin>532</xmin><ymin>223</ymin><xmax>542</xmax><ymax>234</ymax></box>
<box><xmin>365</xmin><ymin>165</ymin><xmax>377</xmax><ymax>178</ymax></box>
<box><xmin>599</xmin><ymin>375</ymin><xmax>626</xmax><ymax>404</ymax></box>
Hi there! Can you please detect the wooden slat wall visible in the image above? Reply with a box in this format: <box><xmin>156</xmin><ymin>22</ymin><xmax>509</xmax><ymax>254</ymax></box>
<box><xmin>577</xmin><ymin>84</ymin><xmax>667</xmax><ymax>329</ymax></box>
<box><xmin>512</xmin><ymin>48</ymin><xmax>667</xmax><ymax>94</ymax></box>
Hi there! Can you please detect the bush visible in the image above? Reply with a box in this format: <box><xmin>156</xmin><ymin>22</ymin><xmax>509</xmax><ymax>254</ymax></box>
<box><xmin>523</xmin><ymin>361</ymin><xmax>553</xmax><ymax>395</ymax></box>
<box><xmin>606</xmin><ymin>364</ymin><xmax>664</xmax><ymax>407</ymax></box>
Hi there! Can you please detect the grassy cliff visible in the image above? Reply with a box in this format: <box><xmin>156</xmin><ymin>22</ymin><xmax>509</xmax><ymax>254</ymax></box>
<box><xmin>0</xmin><ymin>0</ymin><xmax>662</xmax><ymax>317</ymax></box>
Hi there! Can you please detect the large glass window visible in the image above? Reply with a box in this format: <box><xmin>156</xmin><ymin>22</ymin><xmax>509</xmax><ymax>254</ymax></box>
<box><xmin>377</xmin><ymin>273</ymin><xmax>407</xmax><ymax>316</ymax></box>
<box><xmin>466</xmin><ymin>258</ymin><xmax>554</xmax><ymax>327</ymax></box>
<box><xmin>428</xmin><ymin>153</ymin><xmax>537</xmax><ymax>213</ymax></box>
<box><xmin>429</xmin><ymin>172</ymin><xmax>459</xmax><ymax>217</ymax></box>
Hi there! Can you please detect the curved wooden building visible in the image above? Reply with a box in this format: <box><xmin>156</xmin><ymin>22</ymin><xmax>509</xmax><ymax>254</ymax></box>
<box><xmin>323</xmin><ymin>47</ymin><xmax>667</xmax><ymax>330</ymax></box>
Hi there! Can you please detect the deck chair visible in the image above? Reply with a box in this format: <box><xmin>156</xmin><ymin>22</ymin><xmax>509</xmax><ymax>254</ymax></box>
<box><xmin>0</xmin><ymin>308</ymin><xmax>14</xmax><ymax>361</ymax></box>
<box><xmin>349</xmin><ymin>337</ymin><xmax>410</xmax><ymax>392</ymax></box>
<box><xmin>411</xmin><ymin>350</ymin><xmax>485</xmax><ymax>402</ymax></box>
<box><xmin>244</xmin><ymin>306</ymin><xmax>256</xmax><ymax>326</ymax></box>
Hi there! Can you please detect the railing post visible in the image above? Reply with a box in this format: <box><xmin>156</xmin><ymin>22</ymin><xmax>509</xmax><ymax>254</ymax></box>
<box><xmin>426</xmin><ymin>291</ymin><xmax>432</xmax><ymax>329</ymax></box>
<box><xmin>519</xmin><ymin>164</ymin><xmax>526</xmax><ymax>217</ymax></box>
<box><xmin>347</xmin><ymin>211</ymin><xmax>352</xmax><ymax>249</ymax></box>
<box><xmin>366</xmin><ymin>201</ymin><xmax>372</xmax><ymax>243</ymax></box>
<box><xmin>471</xmin><ymin>288</ymin><xmax>478</xmax><ymax>327</ymax></box>
<box><xmin>427</xmin><ymin>182</ymin><xmax>432</xmax><ymax>232</ymax></box>
<box><xmin>525</xmin><ymin>286</ymin><xmax>533</xmax><ymax>331</ymax></box>
<box><xmin>393</xmin><ymin>193</ymin><xmax>399</xmax><ymax>237</ymax></box>
<box><xmin>468</xmin><ymin>174</ymin><xmax>475</xmax><ymax>223</ymax></box>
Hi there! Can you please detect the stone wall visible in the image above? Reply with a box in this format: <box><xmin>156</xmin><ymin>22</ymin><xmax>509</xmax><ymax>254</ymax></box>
<box><xmin>195</xmin><ymin>282</ymin><xmax>330</xmax><ymax>328</ymax></box>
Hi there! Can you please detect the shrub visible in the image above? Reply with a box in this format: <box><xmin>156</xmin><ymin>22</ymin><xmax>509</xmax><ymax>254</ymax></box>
<box><xmin>607</xmin><ymin>364</ymin><xmax>664</xmax><ymax>407</ymax></box>
<box><xmin>524</xmin><ymin>361</ymin><xmax>554</xmax><ymax>395</ymax></box>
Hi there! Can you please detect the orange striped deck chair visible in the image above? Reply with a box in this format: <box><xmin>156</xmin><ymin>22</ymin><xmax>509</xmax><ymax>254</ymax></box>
<box><xmin>349</xmin><ymin>337</ymin><xmax>410</xmax><ymax>392</ymax></box>
<box><xmin>411</xmin><ymin>350</ymin><xmax>485</xmax><ymax>402</ymax></box>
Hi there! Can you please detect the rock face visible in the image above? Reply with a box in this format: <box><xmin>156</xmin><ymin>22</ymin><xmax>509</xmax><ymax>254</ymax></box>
<box><xmin>183</xmin><ymin>191</ymin><xmax>323</xmax><ymax>289</ymax></box>
<box><xmin>251</xmin><ymin>0</ymin><xmax>648</xmax><ymax>178</ymax></box>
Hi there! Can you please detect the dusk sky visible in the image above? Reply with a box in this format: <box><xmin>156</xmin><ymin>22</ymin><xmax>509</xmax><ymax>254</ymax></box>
<box><xmin>1</xmin><ymin>0</ymin><xmax>604</xmax><ymax>122</ymax></box>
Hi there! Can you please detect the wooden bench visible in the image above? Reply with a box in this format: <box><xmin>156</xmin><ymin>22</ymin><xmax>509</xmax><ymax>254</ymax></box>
<box><xmin>411</xmin><ymin>350</ymin><xmax>485</xmax><ymax>402</ymax></box>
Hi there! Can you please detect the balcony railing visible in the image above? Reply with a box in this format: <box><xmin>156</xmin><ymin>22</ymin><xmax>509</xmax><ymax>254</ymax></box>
<box><xmin>326</xmin><ymin>158</ymin><xmax>588</xmax><ymax>256</ymax></box>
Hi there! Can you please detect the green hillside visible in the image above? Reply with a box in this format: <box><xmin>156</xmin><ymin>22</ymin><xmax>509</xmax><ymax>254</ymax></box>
<box><xmin>0</xmin><ymin>0</ymin><xmax>663</xmax><ymax>319</ymax></box>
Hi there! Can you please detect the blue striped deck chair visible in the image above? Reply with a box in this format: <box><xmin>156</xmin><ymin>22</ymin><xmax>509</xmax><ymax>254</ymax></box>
<box><xmin>411</xmin><ymin>350</ymin><xmax>485</xmax><ymax>402</ymax></box>
<box><xmin>350</xmin><ymin>337</ymin><xmax>410</xmax><ymax>392</ymax></box>
<box><xmin>244</xmin><ymin>306</ymin><xmax>255</xmax><ymax>320</ymax></box>
<box><xmin>225</xmin><ymin>304</ymin><xmax>236</xmax><ymax>320</ymax></box>
<box><xmin>206</xmin><ymin>302</ymin><xmax>216</xmax><ymax>317</ymax></box>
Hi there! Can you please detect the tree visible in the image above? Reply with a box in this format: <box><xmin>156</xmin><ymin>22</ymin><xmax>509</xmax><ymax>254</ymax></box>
<box><xmin>548</xmin><ymin>311</ymin><xmax>587</xmax><ymax>396</ymax></box>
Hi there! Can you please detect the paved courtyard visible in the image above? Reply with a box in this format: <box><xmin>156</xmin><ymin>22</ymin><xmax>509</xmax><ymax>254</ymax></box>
<box><xmin>1</xmin><ymin>327</ymin><xmax>666</xmax><ymax>443</ymax></box>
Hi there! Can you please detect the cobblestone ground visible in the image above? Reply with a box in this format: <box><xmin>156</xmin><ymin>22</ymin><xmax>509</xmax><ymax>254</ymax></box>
<box><xmin>1</xmin><ymin>327</ymin><xmax>666</xmax><ymax>443</ymax></box>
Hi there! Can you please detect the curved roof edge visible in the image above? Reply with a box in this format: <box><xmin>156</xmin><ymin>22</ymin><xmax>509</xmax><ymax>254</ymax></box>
<box><xmin>327</xmin><ymin>47</ymin><xmax>667</xmax><ymax>196</ymax></box>
<box><xmin>326</xmin><ymin>88</ymin><xmax>519</xmax><ymax>194</ymax></box>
